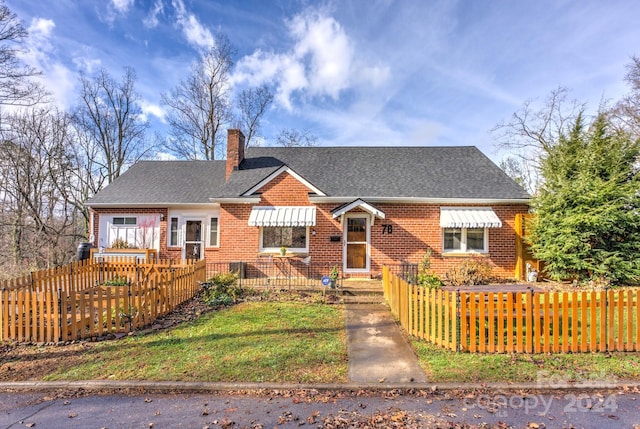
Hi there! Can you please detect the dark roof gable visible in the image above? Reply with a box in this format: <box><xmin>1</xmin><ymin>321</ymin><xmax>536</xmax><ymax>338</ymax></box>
<box><xmin>87</xmin><ymin>146</ymin><xmax>530</xmax><ymax>206</ymax></box>
<box><xmin>218</xmin><ymin>146</ymin><xmax>530</xmax><ymax>200</ymax></box>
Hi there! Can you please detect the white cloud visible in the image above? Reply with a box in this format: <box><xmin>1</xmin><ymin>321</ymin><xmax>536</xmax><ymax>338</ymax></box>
<box><xmin>21</xmin><ymin>18</ymin><xmax>55</xmax><ymax>63</ymax></box>
<box><xmin>111</xmin><ymin>0</ymin><xmax>134</xmax><ymax>14</ymax></box>
<box><xmin>144</xmin><ymin>0</ymin><xmax>164</xmax><ymax>28</ymax></box>
<box><xmin>139</xmin><ymin>100</ymin><xmax>167</xmax><ymax>123</ymax></box>
<box><xmin>29</xmin><ymin>17</ymin><xmax>56</xmax><ymax>39</ymax></box>
<box><xmin>18</xmin><ymin>18</ymin><xmax>77</xmax><ymax>109</ymax></box>
<box><xmin>171</xmin><ymin>0</ymin><xmax>214</xmax><ymax>49</ymax></box>
<box><xmin>288</xmin><ymin>12</ymin><xmax>353</xmax><ymax>98</ymax></box>
<box><xmin>231</xmin><ymin>8</ymin><xmax>390</xmax><ymax>111</ymax></box>
<box><xmin>72</xmin><ymin>56</ymin><xmax>102</xmax><ymax>74</ymax></box>
<box><xmin>46</xmin><ymin>63</ymin><xmax>76</xmax><ymax>108</ymax></box>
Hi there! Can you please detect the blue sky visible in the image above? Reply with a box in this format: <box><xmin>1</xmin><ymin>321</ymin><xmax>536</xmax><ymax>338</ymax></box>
<box><xmin>9</xmin><ymin>0</ymin><xmax>640</xmax><ymax>161</ymax></box>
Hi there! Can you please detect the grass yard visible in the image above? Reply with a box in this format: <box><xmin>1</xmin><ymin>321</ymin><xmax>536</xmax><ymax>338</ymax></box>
<box><xmin>43</xmin><ymin>301</ymin><xmax>348</xmax><ymax>383</ymax></box>
<box><xmin>413</xmin><ymin>339</ymin><xmax>640</xmax><ymax>383</ymax></box>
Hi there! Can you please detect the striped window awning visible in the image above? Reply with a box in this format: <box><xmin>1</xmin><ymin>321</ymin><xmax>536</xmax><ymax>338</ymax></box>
<box><xmin>248</xmin><ymin>206</ymin><xmax>316</xmax><ymax>227</ymax></box>
<box><xmin>439</xmin><ymin>207</ymin><xmax>502</xmax><ymax>228</ymax></box>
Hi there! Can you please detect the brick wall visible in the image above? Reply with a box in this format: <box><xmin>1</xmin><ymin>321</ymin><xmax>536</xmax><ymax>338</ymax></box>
<box><xmin>213</xmin><ymin>171</ymin><xmax>528</xmax><ymax>279</ymax></box>
<box><xmin>92</xmin><ymin>177</ymin><xmax>529</xmax><ymax>279</ymax></box>
<box><xmin>256</xmin><ymin>172</ymin><xmax>312</xmax><ymax>206</ymax></box>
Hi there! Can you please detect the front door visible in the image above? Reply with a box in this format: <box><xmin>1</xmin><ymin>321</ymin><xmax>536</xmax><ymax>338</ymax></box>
<box><xmin>344</xmin><ymin>215</ymin><xmax>369</xmax><ymax>273</ymax></box>
<box><xmin>184</xmin><ymin>220</ymin><xmax>203</xmax><ymax>260</ymax></box>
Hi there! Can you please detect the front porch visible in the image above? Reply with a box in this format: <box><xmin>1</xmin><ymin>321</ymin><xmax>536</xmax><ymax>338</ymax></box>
<box><xmin>204</xmin><ymin>260</ymin><xmax>400</xmax><ymax>303</ymax></box>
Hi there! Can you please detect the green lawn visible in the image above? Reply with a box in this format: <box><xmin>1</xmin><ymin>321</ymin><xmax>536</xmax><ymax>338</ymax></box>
<box><xmin>45</xmin><ymin>302</ymin><xmax>348</xmax><ymax>383</ymax></box>
<box><xmin>413</xmin><ymin>338</ymin><xmax>640</xmax><ymax>383</ymax></box>
<box><xmin>11</xmin><ymin>298</ymin><xmax>640</xmax><ymax>385</ymax></box>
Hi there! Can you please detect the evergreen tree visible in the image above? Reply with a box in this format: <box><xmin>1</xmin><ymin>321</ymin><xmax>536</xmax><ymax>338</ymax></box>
<box><xmin>529</xmin><ymin>113</ymin><xmax>640</xmax><ymax>284</ymax></box>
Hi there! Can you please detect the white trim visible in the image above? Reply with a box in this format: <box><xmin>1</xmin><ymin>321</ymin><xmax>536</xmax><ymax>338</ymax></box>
<box><xmin>442</xmin><ymin>227</ymin><xmax>489</xmax><ymax>254</ymax></box>
<box><xmin>343</xmin><ymin>213</ymin><xmax>370</xmax><ymax>274</ymax></box>
<box><xmin>166</xmin><ymin>208</ymin><xmax>221</xmax><ymax>250</ymax></box>
<box><xmin>168</xmin><ymin>216</ymin><xmax>180</xmax><ymax>247</ymax></box>
<box><xmin>310</xmin><ymin>196</ymin><xmax>530</xmax><ymax>205</ymax></box>
<box><xmin>88</xmin><ymin>203</ymin><xmax>221</xmax><ymax>208</ymax></box>
<box><xmin>259</xmin><ymin>226</ymin><xmax>310</xmax><ymax>254</ymax></box>
<box><xmin>183</xmin><ymin>218</ymin><xmax>204</xmax><ymax>260</ymax></box>
<box><xmin>208</xmin><ymin>216</ymin><xmax>220</xmax><ymax>247</ymax></box>
<box><xmin>208</xmin><ymin>197</ymin><xmax>261</xmax><ymax>204</ymax></box>
<box><xmin>331</xmin><ymin>199</ymin><xmax>386</xmax><ymax>219</ymax></box>
<box><xmin>242</xmin><ymin>166</ymin><xmax>326</xmax><ymax>196</ymax></box>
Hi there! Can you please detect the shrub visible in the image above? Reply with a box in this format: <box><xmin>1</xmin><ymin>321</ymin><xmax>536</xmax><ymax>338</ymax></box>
<box><xmin>110</xmin><ymin>237</ymin><xmax>130</xmax><ymax>249</ymax></box>
<box><xmin>202</xmin><ymin>271</ymin><xmax>242</xmax><ymax>307</ymax></box>
<box><xmin>444</xmin><ymin>259</ymin><xmax>493</xmax><ymax>287</ymax></box>
<box><xmin>103</xmin><ymin>275</ymin><xmax>129</xmax><ymax>286</ymax></box>
<box><xmin>416</xmin><ymin>250</ymin><xmax>442</xmax><ymax>289</ymax></box>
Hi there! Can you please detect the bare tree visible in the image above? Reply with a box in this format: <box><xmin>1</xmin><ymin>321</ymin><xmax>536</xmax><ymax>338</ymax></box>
<box><xmin>162</xmin><ymin>35</ymin><xmax>235</xmax><ymax>160</ymax></box>
<box><xmin>72</xmin><ymin>67</ymin><xmax>150</xmax><ymax>185</ymax></box>
<box><xmin>498</xmin><ymin>156</ymin><xmax>537</xmax><ymax>195</ymax></box>
<box><xmin>611</xmin><ymin>56</ymin><xmax>640</xmax><ymax>139</ymax></box>
<box><xmin>275</xmin><ymin>128</ymin><xmax>318</xmax><ymax>147</ymax></box>
<box><xmin>236</xmin><ymin>84</ymin><xmax>273</xmax><ymax>149</ymax></box>
<box><xmin>0</xmin><ymin>1</ymin><xmax>47</xmax><ymax>107</ymax></box>
<box><xmin>0</xmin><ymin>107</ymin><xmax>83</xmax><ymax>272</ymax></box>
<box><xmin>492</xmin><ymin>87</ymin><xmax>585</xmax><ymax>192</ymax></box>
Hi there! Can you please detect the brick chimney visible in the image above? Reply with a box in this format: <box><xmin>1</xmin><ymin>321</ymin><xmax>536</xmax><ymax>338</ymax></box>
<box><xmin>226</xmin><ymin>129</ymin><xmax>245</xmax><ymax>180</ymax></box>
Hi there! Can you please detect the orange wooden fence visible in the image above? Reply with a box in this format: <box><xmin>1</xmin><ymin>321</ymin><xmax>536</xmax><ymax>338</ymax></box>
<box><xmin>1</xmin><ymin>259</ymin><xmax>206</xmax><ymax>343</ymax></box>
<box><xmin>383</xmin><ymin>266</ymin><xmax>640</xmax><ymax>353</ymax></box>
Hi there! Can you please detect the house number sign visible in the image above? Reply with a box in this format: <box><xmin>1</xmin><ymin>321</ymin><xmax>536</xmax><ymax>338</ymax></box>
<box><xmin>381</xmin><ymin>224</ymin><xmax>393</xmax><ymax>234</ymax></box>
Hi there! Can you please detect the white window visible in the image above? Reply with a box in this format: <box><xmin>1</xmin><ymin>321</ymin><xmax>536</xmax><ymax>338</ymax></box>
<box><xmin>169</xmin><ymin>217</ymin><xmax>179</xmax><ymax>246</ymax></box>
<box><xmin>112</xmin><ymin>217</ymin><xmax>136</xmax><ymax>225</ymax></box>
<box><xmin>109</xmin><ymin>217</ymin><xmax>138</xmax><ymax>247</ymax></box>
<box><xmin>209</xmin><ymin>217</ymin><xmax>219</xmax><ymax>247</ymax></box>
<box><xmin>260</xmin><ymin>226</ymin><xmax>308</xmax><ymax>253</ymax></box>
<box><xmin>443</xmin><ymin>228</ymin><xmax>487</xmax><ymax>253</ymax></box>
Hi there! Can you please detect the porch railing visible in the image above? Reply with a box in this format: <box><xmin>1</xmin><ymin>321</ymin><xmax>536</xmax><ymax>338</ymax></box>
<box><xmin>205</xmin><ymin>260</ymin><xmax>344</xmax><ymax>289</ymax></box>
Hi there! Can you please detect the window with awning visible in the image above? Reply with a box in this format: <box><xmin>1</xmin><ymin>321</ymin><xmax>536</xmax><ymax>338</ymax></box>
<box><xmin>248</xmin><ymin>206</ymin><xmax>316</xmax><ymax>227</ymax></box>
<box><xmin>440</xmin><ymin>207</ymin><xmax>501</xmax><ymax>253</ymax></box>
<box><xmin>249</xmin><ymin>206</ymin><xmax>316</xmax><ymax>253</ymax></box>
<box><xmin>439</xmin><ymin>207</ymin><xmax>502</xmax><ymax>228</ymax></box>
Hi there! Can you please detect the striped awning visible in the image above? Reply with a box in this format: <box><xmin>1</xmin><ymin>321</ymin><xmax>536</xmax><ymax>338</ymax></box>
<box><xmin>248</xmin><ymin>206</ymin><xmax>316</xmax><ymax>227</ymax></box>
<box><xmin>440</xmin><ymin>207</ymin><xmax>502</xmax><ymax>228</ymax></box>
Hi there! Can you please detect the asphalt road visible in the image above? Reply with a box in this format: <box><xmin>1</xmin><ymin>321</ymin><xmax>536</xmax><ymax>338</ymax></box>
<box><xmin>1</xmin><ymin>389</ymin><xmax>638</xmax><ymax>428</ymax></box>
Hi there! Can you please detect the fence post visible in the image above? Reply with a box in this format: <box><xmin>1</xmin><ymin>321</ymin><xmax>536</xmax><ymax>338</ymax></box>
<box><xmin>57</xmin><ymin>288</ymin><xmax>63</xmax><ymax>342</ymax></box>
<box><xmin>528</xmin><ymin>286</ymin><xmax>534</xmax><ymax>353</ymax></box>
<box><xmin>170</xmin><ymin>268</ymin><xmax>176</xmax><ymax>308</ymax></box>
<box><xmin>605</xmin><ymin>285</ymin><xmax>609</xmax><ymax>353</ymax></box>
<box><xmin>127</xmin><ymin>280</ymin><xmax>133</xmax><ymax>332</ymax></box>
<box><xmin>0</xmin><ymin>288</ymin><xmax>4</xmax><ymax>341</ymax></box>
<box><xmin>456</xmin><ymin>290</ymin><xmax>461</xmax><ymax>352</ymax></box>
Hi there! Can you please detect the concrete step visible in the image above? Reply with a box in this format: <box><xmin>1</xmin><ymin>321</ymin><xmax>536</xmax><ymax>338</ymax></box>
<box><xmin>341</xmin><ymin>295</ymin><xmax>386</xmax><ymax>304</ymax></box>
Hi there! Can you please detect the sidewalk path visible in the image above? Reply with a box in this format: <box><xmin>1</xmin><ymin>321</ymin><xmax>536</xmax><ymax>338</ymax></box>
<box><xmin>345</xmin><ymin>303</ymin><xmax>428</xmax><ymax>383</ymax></box>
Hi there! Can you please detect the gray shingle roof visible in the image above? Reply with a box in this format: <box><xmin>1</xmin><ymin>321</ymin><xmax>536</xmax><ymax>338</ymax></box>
<box><xmin>86</xmin><ymin>160</ymin><xmax>226</xmax><ymax>206</ymax></box>
<box><xmin>87</xmin><ymin>146</ymin><xmax>530</xmax><ymax>206</ymax></box>
<box><xmin>219</xmin><ymin>146</ymin><xmax>530</xmax><ymax>200</ymax></box>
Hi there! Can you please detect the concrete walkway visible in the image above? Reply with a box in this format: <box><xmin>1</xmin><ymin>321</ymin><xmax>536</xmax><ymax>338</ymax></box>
<box><xmin>345</xmin><ymin>303</ymin><xmax>428</xmax><ymax>383</ymax></box>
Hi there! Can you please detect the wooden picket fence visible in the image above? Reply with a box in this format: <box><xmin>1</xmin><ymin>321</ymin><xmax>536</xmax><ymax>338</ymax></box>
<box><xmin>382</xmin><ymin>266</ymin><xmax>640</xmax><ymax>353</ymax></box>
<box><xmin>1</xmin><ymin>258</ymin><xmax>206</xmax><ymax>343</ymax></box>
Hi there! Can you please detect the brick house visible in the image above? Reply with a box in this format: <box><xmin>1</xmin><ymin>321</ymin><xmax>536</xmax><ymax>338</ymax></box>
<box><xmin>86</xmin><ymin>129</ymin><xmax>530</xmax><ymax>279</ymax></box>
